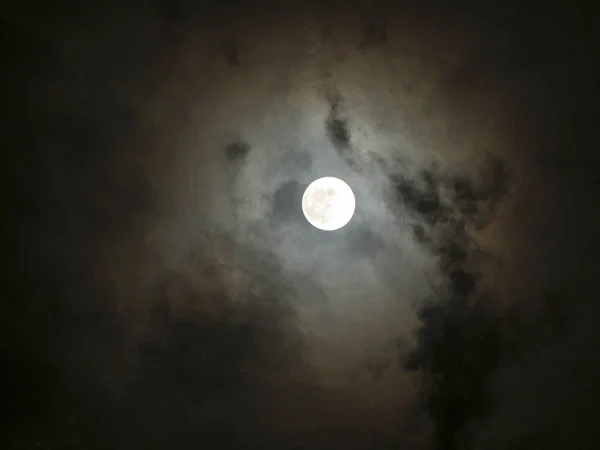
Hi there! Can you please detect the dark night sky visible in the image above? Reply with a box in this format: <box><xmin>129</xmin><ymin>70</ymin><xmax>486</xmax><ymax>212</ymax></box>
<box><xmin>3</xmin><ymin>1</ymin><xmax>600</xmax><ymax>449</ymax></box>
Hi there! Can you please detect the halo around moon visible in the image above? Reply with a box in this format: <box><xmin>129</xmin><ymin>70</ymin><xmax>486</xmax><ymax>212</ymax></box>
<box><xmin>301</xmin><ymin>177</ymin><xmax>356</xmax><ymax>231</ymax></box>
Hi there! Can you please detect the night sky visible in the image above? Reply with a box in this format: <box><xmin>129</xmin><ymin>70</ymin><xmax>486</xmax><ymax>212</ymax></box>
<box><xmin>3</xmin><ymin>1</ymin><xmax>600</xmax><ymax>449</ymax></box>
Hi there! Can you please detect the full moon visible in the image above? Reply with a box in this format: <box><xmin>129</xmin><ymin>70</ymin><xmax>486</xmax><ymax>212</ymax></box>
<box><xmin>301</xmin><ymin>177</ymin><xmax>356</xmax><ymax>231</ymax></box>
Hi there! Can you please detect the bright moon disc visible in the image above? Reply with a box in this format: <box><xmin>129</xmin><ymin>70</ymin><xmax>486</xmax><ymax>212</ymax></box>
<box><xmin>301</xmin><ymin>177</ymin><xmax>356</xmax><ymax>231</ymax></box>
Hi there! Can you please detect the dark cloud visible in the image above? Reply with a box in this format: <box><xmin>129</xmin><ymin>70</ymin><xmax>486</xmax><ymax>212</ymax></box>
<box><xmin>224</xmin><ymin>140</ymin><xmax>251</xmax><ymax>163</ymax></box>
<box><xmin>393</xmin><ymin>156</ymin><xmax>521</xmax><ymax>448</ymax></box>
<box><xmin>325</xmin><ymin>94</ymin><xmax>351</xmax><ymax>151</ymax></box>
<box><xmin>406</xmin><ymin>299</ymin><xmax>509</xmax><ymax>450</ymax></box>
<box><xmin>394</xmin><ymin>173</ymin><xmax>449</xmax><ymax>226</ymax></box>
<box><xmin>324</xmin><ymin>92</ymin><xmax>362</xmax><ymax>172</ymax></box>
<box><xmin>326</xmin><ymin>114</ymin><xmax>351</xmax><ymax>151</ymax></box>
<box><xmin>270</xmin><ymin>180</ymin><xmax>306</xmax><ymax>223</ymax></box>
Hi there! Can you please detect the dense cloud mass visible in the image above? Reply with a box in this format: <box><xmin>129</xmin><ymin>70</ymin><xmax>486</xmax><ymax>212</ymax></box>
<box><xmin>3</xmin><ymin>1</ymin><xmax>600</xmax><ymax>449</ymax></box>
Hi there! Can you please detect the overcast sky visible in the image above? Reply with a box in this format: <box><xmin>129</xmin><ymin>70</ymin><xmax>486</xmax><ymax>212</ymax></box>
<box><xmin>4</xmin><ymin>1</ymin><xmax>600</xmax><ymax>449</ymax></box>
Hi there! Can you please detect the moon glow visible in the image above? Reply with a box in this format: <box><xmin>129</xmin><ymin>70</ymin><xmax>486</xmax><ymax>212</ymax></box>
<box><xmin>301</xmin><ymin>177</ymin><xmax>356</xmax><ymax>231</ymax></box>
